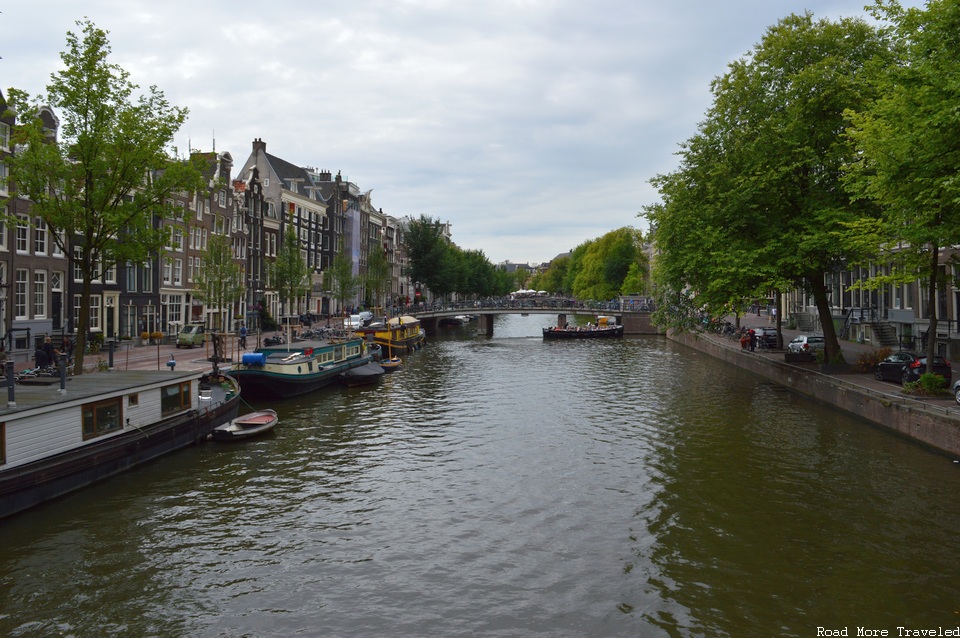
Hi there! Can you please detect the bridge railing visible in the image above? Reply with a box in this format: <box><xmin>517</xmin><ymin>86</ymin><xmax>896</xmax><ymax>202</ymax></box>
<box><xmin>397</xmin><ymin>297</ymin><xmax>655</xmax><ymax>316</ymax></box>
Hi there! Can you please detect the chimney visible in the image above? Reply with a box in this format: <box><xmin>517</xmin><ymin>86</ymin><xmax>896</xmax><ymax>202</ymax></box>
<box><xmin>252</xmin><ymin>138</ymin><xmax>266</xmax><ymax>153</ymax></box>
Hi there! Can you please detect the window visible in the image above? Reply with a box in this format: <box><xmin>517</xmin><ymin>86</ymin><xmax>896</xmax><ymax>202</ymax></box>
<box><xmin>0</xmin><ymin>162</ymin><xmax>7</xmax><ymax>197</ymax></box>
<box><xmin>75</xmin><ymin>294</ymin><xmax>101</xmax><ymax>331</ymax></box>
<box><xmin>219</xmin><ymin>190</ymin><xmax>226</xmax><ymax>207</ymax></box>
<box><xmin>52</xmin><ymin>230</ymin><xmax>64</xmax><ymax>258</ymax></box>
<box><xmin>163</xmin><ymin>259</ymin><xmax>172</xmax><ymax>285</ymax></box>
<box><xmin>73</xmin><ymin>246</ymin><xmax>84</xmax><ymax>282</ymax></box>
<box><xmin>143</xmin><ymin>260</ymin><xmax>153</xmax><ymax>293</ymax></box>
<box><xmin>82</xmin><ymin>397</ymin><xmax>123</xmax><ymax>440</ymax></box>
<box><xmin>0</xmin><ymin>122</ymin><xmax>9</xmax><ymax>151</ymax></box>
<box><xmin>33</xmin><ymin>218</ymin><xmax>47</xmax><ymax>255</ymax></box>
<box><xmin>104</xmin><ymin>262</ymin><xmax>116</xmax><ymax>284</ymax></box>
<box><xmin>126</xmin><ymin>262</ymin><xmax>137</xmax><ymax>291</ymax></box>
<box><xmin>167</xmin><ymin>294</ymin><xmax>182</xmax><ymax>324</ymax></box>
<box><xmin>161</xmin><ymin>382</ymin><xmax>191</xmax><ymax>415</ymax></box>
<box><xmin>15</xmin><ymin>269</ymin><xmax>27</xmax><ymax>319</ymax></box>
<box><xmin>173</xmin><ymin>259</ymin><xmax>182</xmax><ymax>286</ymax></box>
<box><xmin>16</xmin><ymin>216</ymin><xmax>28</xmax><ymax>253</ymax></box>
<box><xmin>33</xmin><ymin>270</ymin><xmax>46</xmax><ymax>319</ymax></box>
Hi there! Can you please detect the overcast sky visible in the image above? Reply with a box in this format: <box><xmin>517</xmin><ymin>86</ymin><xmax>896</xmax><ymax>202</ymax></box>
<box><xmin>2</xmin><ymin>1</ymin><xmax>917</xmax><ymax>264</ymax></box>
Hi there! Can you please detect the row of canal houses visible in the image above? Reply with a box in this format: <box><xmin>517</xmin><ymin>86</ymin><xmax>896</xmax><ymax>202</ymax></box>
<box><xmin>0</xmin><ymin>92</ymin><xmax>433</xmax><ymax>365</ymax></box>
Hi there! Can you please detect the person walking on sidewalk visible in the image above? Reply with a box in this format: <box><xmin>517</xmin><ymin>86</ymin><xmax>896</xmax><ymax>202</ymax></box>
<box><xmin>239</xmin><ymin>323</ymin><xmax>247</xmax><ymax>350</ymax></box>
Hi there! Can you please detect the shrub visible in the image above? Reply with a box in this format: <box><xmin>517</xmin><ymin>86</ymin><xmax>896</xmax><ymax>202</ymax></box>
<box><xmin>903</xmin><ymin>372</ymin><xmax>949</xmax><ymax>396</ymax></box>
<box><xmin>857</xmin><ymin>347</ymin><xmax>891</xmax><ymax>373</ymax></box>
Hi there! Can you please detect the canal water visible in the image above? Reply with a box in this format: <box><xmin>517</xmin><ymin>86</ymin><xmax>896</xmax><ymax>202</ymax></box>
<box><xmin>2</xmin><ymin>315</ymin><xmax>959</xmax><ymax>637</ymax></box>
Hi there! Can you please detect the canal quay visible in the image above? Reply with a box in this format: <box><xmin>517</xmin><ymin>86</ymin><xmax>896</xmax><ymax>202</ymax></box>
<box><xmin>2</xmin><ymin>315</ymin><xmax>959</xmax><ymax>637</ymax></box>
<box><xmin>669</xmin><ymin>319</ymin><xmax>960</xmax><ymax>459</ymax></box>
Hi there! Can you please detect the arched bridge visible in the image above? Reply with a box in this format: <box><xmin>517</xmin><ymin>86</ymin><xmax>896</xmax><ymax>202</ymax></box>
<box><xmin>408</xmin><ymin>300</ymin><xmax>660</xmax><ymax>336</ymax></box>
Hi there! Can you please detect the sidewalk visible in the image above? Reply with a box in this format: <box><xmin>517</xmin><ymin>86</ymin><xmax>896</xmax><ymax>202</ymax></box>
<box><xmin>716</xmin><ymin>315</ymin><xmax>957</xmax><ymax>409</ymax></box>
<box><xmin>22</xmin><ymin>340</ymin><xmax>237</xmax><ymax>375</ymax></box>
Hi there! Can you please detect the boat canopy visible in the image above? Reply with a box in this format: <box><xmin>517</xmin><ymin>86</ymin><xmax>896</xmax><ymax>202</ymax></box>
<box><xmin>387</xmin><ymin>315</ymin><xmax>419</xmax><ymax>327</ymax></box>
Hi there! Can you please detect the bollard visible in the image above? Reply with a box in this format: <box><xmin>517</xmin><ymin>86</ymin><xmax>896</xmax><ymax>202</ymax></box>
<box><xmin>59</xmin><ymin>353</ymin><xmax>67</xmax><ymax>394</ymax></box>
<box><xmin>166</xmin><ymin>355</ymin><xmax>176</xmax><ymax>371</ymax></box>
<box><xmin>6</xmin><ymin>360</ymin><xmax>15</xmax><ymax>408</ymax></box>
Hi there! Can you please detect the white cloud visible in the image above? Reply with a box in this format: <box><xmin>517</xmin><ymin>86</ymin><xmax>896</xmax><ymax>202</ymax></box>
<box><xmin>1</xmin><ymin>0</ymin><xmax>920</xmax><ymax>264</ymax></box>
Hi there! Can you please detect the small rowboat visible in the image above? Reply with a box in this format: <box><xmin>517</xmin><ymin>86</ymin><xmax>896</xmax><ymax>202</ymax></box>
<box><xmin>379</xmin><ymin>356</ymin><xmax>402</xmax><ymax>373</ymax></box>
<box><xmin>212</xmin><ymin>409</ymin><xmax>279</xmax><ymax>441</ymax></box>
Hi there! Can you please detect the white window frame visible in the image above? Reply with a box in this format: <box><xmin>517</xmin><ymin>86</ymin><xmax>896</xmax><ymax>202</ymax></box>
<box><xmin>33</xmin><ymin>270</ymin><xmax>46</xmax><ymax>319</ymax></box>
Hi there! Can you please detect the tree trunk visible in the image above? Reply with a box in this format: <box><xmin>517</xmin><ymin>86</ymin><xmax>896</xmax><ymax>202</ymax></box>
<box><xmin>73</xmin><ymin>275</ymin><xmax>92</xmax><ymax>375</ymax></box>
<box><xmin>925</xmin><ymin>245</ymin><xmax>939</xmax><ymax>374</ymax></box>
<box><xmin>811</xmin><ymin>275</ymin><xmax>843</xmax><ymax>364</ymax></box>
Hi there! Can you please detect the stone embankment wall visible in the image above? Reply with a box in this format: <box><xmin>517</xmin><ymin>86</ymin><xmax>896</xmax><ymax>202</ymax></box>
<box><xmin>668</xmin><ymin>330</ymin><xmax>960</xmax><ymax>458</ymax></box>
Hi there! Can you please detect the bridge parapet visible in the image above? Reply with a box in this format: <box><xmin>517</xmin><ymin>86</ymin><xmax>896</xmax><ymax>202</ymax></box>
<box><xmin>407</xmin><ymin>301</ymin><xmax>661</xmax><ymax>336</ymax></box>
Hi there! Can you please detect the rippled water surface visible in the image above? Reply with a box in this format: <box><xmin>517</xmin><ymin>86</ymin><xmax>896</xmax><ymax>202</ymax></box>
<box><xmin>2</xmin><ymin>315</ymin><xmax>960</xmax><ymax>637</ymax></box>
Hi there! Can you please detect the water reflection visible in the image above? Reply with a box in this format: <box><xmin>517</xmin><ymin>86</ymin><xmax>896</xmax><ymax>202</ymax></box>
<box><xmin>2</xmin><ymin>316</ymin><xmax>959</xmax><ymax>637</ymax></box>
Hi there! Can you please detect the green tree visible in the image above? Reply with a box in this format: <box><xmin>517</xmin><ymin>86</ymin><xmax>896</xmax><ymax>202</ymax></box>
<box><xmin>646</xmin><ymin>12</ymin><xmax>888</xmax><ymax>361</ymax></box>
<box><xmin>533</xmin><ymin>256</ymin><xmax>570</xmax><ymax>296</ymax></box>
<box><xmin>403</xmin><ymin>215</ymin><xmax>456</xmax><ymax>300</ymax></box>
<box><xmin>569</xmin><ymin>227</ymin><xmax>645</xmax><ymax>300</ymax></box>
<box><xmin>459</xmin><ymin>249</ymin><xmax>498</xmax><ymax>297</ymax></box>
<box><xmin>192</xmin><ymin>234</ymin><xmax>244</xmax><ymax>332</ymax></box>
<box><xmin>327</xmin><ymin>241</ymin><xmax>358</xmax><ymax>320</ymax></box>
<box><xmin>365</xmin><ymin>244</ymin><xmax>391</xmax><ymax>310</ymax></box>
<box><xmin>845</xmin><ymin>0</ymin><xmax>960</xmax><ymax>371</ymax></box>
<box><xmin>3</xmin><ymin>20</ymin><xmax>202</xmax><ymax>374</ymax></box>
<box><xmin>270</xmin><ymin>219</ymin><xmax>310</xmax><ymax>320</ymax></box>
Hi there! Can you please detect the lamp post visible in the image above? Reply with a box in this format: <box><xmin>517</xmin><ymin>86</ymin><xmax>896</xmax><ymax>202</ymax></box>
<box><xmin>0</xmin><ymin>281</ymin><xmax>6</xmax><ymax>342</ymax></box>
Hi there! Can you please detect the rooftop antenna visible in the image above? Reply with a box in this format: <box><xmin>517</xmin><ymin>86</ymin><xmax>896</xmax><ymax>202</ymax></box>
<box><xmin>212</xmin><ymin>130</ymin><xmax>216</xmax><ymax>152</ymax></box>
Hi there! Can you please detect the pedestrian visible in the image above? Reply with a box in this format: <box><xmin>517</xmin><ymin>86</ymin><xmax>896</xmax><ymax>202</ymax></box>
<box><xmin>239</xmin><ymin>323</ymin><xmax>247</xmax><ymax>350</ymax></box>
<box><xmin>748</xmin><ymin>329</ymin><xmax>756</xmax><ymax>352</ymax></box>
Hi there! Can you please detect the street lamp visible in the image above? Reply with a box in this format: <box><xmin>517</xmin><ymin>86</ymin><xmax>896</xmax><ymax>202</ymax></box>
<box><xmin>0</xmin><ymin>280</ymin><xmax>7</xmax><ymax>350</ymax></box>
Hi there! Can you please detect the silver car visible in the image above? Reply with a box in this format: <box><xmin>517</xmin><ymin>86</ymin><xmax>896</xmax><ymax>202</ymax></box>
<box><xmin>787</xmin><ymin>334</ymin><xmax>825</xmax><ymax>353</ymax></box>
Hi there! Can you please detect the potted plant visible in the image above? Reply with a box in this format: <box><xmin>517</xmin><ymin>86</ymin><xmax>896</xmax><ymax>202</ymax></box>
<box><xmin>87</xmin><ymin>332</ymin><xmax>104</xmax><ymax>354</ymax></box>
<box><xmin>150</xmin><ymin>331</ymin><xmax>164</xmax><ymax>345</ymax></box>
<box><xmin>141</xmin><ymin>331</ymin><xmax>150</xmax><ymax>345</ymax></box>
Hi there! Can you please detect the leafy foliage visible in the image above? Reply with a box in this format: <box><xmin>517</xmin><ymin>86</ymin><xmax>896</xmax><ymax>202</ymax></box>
<box><xmin>192</xmin><ymin>235</ymin><xmax>244</xmax><ymax>332</ymax></box>
<box><xmin>270</xmin><ymin>219</ymin><xmax>310</xmax><ymax>317</ymax></box>
<box><xmin>3</xmin><ymin>20</ymin><xmax>202</xmax><ymax>373</ymax></box>
<box><xmin>644</xmin><ymin>12</ymin><xmax>889</xmax><ymax>353</ymax></box>
<box><xmin>844</xmin><ymin>0</ymin><xmax>960</xmax><ymax>372</ymax></box>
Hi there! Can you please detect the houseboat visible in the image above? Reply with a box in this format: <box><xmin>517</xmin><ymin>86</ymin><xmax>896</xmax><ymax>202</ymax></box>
<box><xmin>0</xmin><ymin>369</ymin><xmax>241</xmax><ymax>519</ymax></box>
<box><xmin>543</xmin><ymin>316</ymin><xmax>624</xmax><ymax>340</ymax></box>
<box><xmin>230</xmin><ymin>335</ymin><xmax>376</xmax><ymax>400</ymax></box>
<box><xmin>355</xmin><ymin>315</ymin><xmax>426</xmax><ymax>355</ymax></box>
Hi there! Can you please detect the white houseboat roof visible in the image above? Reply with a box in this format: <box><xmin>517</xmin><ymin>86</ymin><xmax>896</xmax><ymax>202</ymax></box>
<box><xmin>0</xmin><ymin>370</ymin><xmax>204</xmax><ymax>418</ymax></box>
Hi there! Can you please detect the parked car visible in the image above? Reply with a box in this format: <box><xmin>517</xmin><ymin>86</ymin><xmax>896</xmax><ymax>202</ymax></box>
<box><xmin>175</xmin><ymin>324</ymin><xmax>205</xmax><ymax>348</ymax></box>
<box><xmin>752</xmin><ymin>326</ymin><xmax>779</xmax><ymax>349</ymax></box>
<box><xmin>952</xmin><ymin>378</ymin><xmax>960</xmax><ymax>405</ymax></box>
<box><xmin>787</xmin><ymin>334</ymin><xmax>825</xmax><ymax>353</ymax></box>
<box><xmin>874</xmin><ymin>351</ymin><xmax>951</xmax><ymax>384</ymax></box>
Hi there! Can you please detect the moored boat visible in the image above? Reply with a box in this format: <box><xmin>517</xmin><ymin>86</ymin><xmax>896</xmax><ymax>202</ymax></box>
<box><xmin>212</xmin><ymin>409</ymin><xmax>278</xmax><ymax>441</ymax></box>
<box><xmin>379</xmin><ymin>356</ymin><xmax>403</xmax><ymax>373</ymax></box>
<box><xmin>230</xmin><ymin>336</ymin><xmax>375</xmax><ymax>400</ymax></box>
<box><xmin>542</xmin><ymin>323</ymin><xmax>624</xmax><ymax>339</ymax></box>
<box><xmin>0</xmin><ymin>369</ymin><xmax>241</xmax><ymax>520</ymax></box>
<box><xmin>355</xmin><ymin>315</ymin><xmax>426</xmax><ymax>354</ymax></box>
<box><xmin>341</xmin><ymin>362</ymin><xmax>386</xmax><ymax>387</ymax></box>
